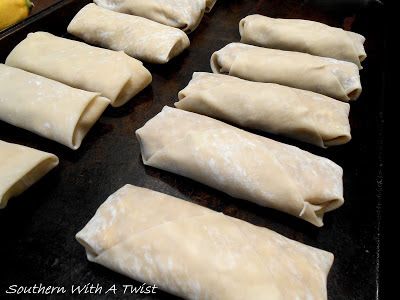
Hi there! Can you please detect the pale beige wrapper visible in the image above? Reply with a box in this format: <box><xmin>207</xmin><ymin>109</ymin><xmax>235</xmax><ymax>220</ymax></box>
<box><xmin>175</xmin><ymin>72</ymin><xmax>351</xmax><ymax>148</ymax></box>
<box><xmin>136</xmin><ymin>107</ymin><xmax>344</xmax><ymax>226</ymax></box>
<box><xmin>6</xmin><ymin>32</ymin><xmax>152</xmax><ymax>107</ymax></box>
<box><xmin>240</xmin><ymin>14</ymin><xmax>366</xmax><ymax>69</ymax></box>
<box><xmin>67</xmin><ymin>4</ymin><xmax>190</xmax><ymax>64</ymax></box>
<box><xmin>211</xmin><ymin>43</ymin><xmax>361</xmax><ymax>101</ymax></box>
<box><xmin>0</xmin><ymin>140</ymin><xmax>59</xmax><ymax>209</ymax></box>
<box><xmin>93</xmin><ymin>0</ymin><xmax>217</xmax><ymax>33</ymax></box>
<box><xmin>76</xmin><ymin>184</ymin><xmax>334</xmax><ymax>300</ymax></box>
<box><xmin>0</xmin><ymin>64</ymin><xmax>110</xmax><ymax>150</ymax></box>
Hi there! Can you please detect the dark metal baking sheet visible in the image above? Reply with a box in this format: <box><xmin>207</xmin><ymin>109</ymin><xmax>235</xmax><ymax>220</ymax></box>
<box><xmin>0</xmin><ymin>0</ymin><xmax>385</xmax><ymax>299</ymax></box>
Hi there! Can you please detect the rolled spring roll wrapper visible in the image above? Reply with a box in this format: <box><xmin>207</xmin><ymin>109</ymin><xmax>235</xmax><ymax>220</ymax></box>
<box><xmin>175</xmin><ymin>72</ymin><xmax>351</xmax><ymax>148</ymax></box>
<box><xmin>239</xmin><ymin>14</ymin><xmax>366</xmax><ymax>69</ymax></box>
<box><xmin>211</xmin><ymin>43</ymin><xmax>361</xmax><ymax>101</ymax></box>
<box><xmin>93</xmin><ymin>0</ymin><xmax>217</xmax><ymax>33</ymax></box>
<box><xmin>6</xmin><ymin>32</ymin><xmax>152</xmax><ymax>107</ymax></box>
<box><xmin>0</xmin><ymin>64</ymin><xmax>110</xmax><ymax>150</ymax></box>
<box><xmin>67</xmin><ymin>4</ymin><xmax>190</xmax><ymax>64</ymax></box>
<box><xmin>0</xmin><ymin>140</ymin><xmax>59</xmax><ymax>209</ymax></box>
<box><xmin>76</xmin><ymin>184</ymin><xmax>334</xmax><ymax>300</ymax></box>
<box><xmin>136</xmin><ymin>107</ymin><xmax>344</xmax><ymax>226</ymax></box>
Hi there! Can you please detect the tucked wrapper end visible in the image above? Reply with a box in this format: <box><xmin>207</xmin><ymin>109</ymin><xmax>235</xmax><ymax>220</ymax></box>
<box><xmin>175</xmin><ymin>72</ymin><xmax>351</xmax><ymax>148</ymax></box>
<box><xmin>239</xmin><ymin>14</ymin><xmax>366</xmax><ymax>69</ymax></box>
<box><xmin>136</xmin><ymin>106</ymin><xmax>344</xmax><ymax>226</ymax></box>
<box><xmin>6</xmin><ymin>32</ymin><xmax>152</xmax><ymax>107</ymax></box>
<box><xmin>67</xmin><ymin>4</ymin><xmax>190</xmax><ymax>64</ymax></box>
<box><xmin>210</xmin><ymin>43</ymin><xmax>362</xmax><ymax>102</ymax></box>
<box><xmin>93</xmin><ymin>0</ymin><xmax>216</xmax><ymax>33</ymax></box>
<box><xmin>0</xmin><ymin>64</ymin><xmax>110</xmax><ymax>150</ymax></box>
<box><xmin>76</xmin><ymin>184</ymin><xmax>334</xmax><ymax>299</ymax></box>
<box><xmin>0</xmin><ymin>141</ymin><xmax>59</xmax><ymax>209</ymax></box>
<box><xmin>69</xmin><ymin>95</ymin><xmax>110</xmax><ymax>150</ymax></box>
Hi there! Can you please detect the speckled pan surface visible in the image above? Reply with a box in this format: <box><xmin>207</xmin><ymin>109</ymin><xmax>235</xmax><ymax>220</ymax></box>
<box><xmin>0</xmin><ymin>0</ymin><xmax>384</xmax><ymax>299</ymax></box>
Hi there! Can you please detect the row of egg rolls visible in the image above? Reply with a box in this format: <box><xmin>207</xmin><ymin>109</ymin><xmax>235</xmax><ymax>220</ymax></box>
<box><xmin>3</xmin><ymin>10</ymin><xmax>364</xmax><ymax>299</ymax></box>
